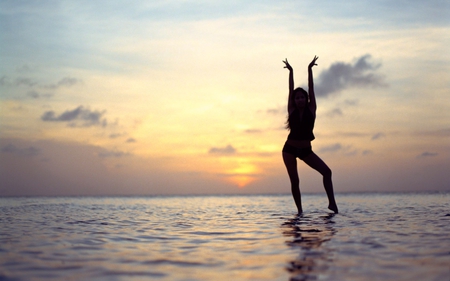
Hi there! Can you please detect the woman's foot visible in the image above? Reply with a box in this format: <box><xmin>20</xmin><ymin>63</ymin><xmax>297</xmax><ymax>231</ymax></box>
<box><xmin>328</xmin><ymin>203</ymin><xmax>338</xmax><ymax>214</ymax></box>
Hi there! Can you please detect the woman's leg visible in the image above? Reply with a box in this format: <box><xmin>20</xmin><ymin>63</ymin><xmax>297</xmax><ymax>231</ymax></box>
<box><xmin>303</xmin><ymin>152</ymin><xmax>338</xmax><ymax>213</ymax></box>
<box><xmin>283</xmin><ymin>152</ymin><xmax>303</xmax><ymax>214</ymax></box>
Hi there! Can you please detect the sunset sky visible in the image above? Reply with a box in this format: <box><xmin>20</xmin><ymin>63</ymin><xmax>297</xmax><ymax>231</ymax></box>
<box><xmin>1</xmin><ymin>0</ymin><xmax>449</xmax><ymax>196</ymax></box>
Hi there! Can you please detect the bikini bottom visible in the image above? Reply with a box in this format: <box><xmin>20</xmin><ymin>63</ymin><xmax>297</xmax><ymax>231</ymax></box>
<box><xmin>282</xmin><ymin>142</ymin><xmax>313</xmax><ymax>160</ymax></box>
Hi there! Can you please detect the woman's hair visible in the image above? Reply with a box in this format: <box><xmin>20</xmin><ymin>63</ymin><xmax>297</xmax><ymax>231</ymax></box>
<box><xmin>285</xmin><ymin>87</ymin><xmax>309</xmax><ymax>130</ymax></box>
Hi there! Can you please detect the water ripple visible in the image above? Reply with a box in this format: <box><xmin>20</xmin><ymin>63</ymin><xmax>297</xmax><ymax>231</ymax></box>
<box><xmin>0</xmin><ymin>193</ymin><xmax>449</xmax><ymax>281</ymax></box>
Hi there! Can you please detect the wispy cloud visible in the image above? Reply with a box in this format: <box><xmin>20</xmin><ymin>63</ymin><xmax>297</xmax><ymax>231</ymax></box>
<box><xmin>325</xmin><ymin>99</ymin><xmax>359</xmax><ymax>119</ymax></box>
<box><xmin>326</xmin><ymin>108</ymin><xmax>343</xmax><ymax>118</ymax></box>
<box><xmin>1</xmin><ymin>143</ymin><xmax>40</xmax><ymax>157</ymax></box>
<box><xmin>41</xmin><ymin>106</ymin><xmax>108</xmax><ymax>127</ymax></box>
<box><xmin>208</xmin><ymin>145</ymin><xmax>236</xmax><ymax>155</ymax></box>
<box><xmin>0</xmin><ymin>76</ymin><xmax>9</xmax><ymax>86</ymax></box>
<box><xmin>318</xmin><ymin>143</ymin><xmax>360</xmax><ymax>156</ymax></box>
<box><xmin>0</xmin><ymin>75</ymin><xmax>80</xmax><ymax>89</ymax></box>
<box><xmin>98</xmin><ymin>149</ymin><xmax>129</xmax><ymax>158</ymax></box>
<box><xmin>371</xmin><ymin>132</ymin><xmax>386</xmax><ymax>140</ymax></box>
<box><xmin>335</xmin><ymin>131</ymin><xmax>369</xmax><ymax>138</ymax></box>
<box><xmin>266</xmin><ymin>107</ymin><xmax>283</xmax><ymax>115</ymax></box>
<box><xmin>15</xmin><ymin>64</ymin><xmax>35</xmax><ymax>73</ymax></box>
<box><xmin>318</xmin><ymin>143</ymin><xmax>342</xmax><ymax>153</ymax></box>
<box><xmin>244</xmin><ymin>129</ymin><xmax>262</xmax><ymax>134</ymax></box>
<box><xmin>27</xmin><ymin>90</ymin><xmax>53</xmax><ymax>99</ymax></box>
<box><xmin>109</xmin><ymin>133</ymin><xmax>125</xmax><ymax>139</ymax></box>
<box><xmin>314</xmin><ymin>55</ymin><xmax>387</xmax><ymax>98</ymax></box>
<box><xmin>344</xmin><ymin>99</ymin><xmax>359</xmax><ymax>106</ymax></box>
<box><xmin>43</xmin><ymin>77</ymin><xmax>80</xmax><ymax>89</ymax></box>
<box><xmin>416</xmin><ymin>152</ymin><xmax>438</xmax><ymax>159</ymax></box>
<box><xmin>414</xmin><ymin>128</ymin><xmax>450</xmax><ymax>137</ymax></box>
<box><xmin>15</xmin><ymin>77</ymin><xmax>38</xmax><ymax>87</ymax></box>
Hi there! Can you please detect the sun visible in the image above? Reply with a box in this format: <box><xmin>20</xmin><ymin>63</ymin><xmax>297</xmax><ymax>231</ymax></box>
<box><xmin>224</xmin><ymin>161</ymin><xmax>260</xmax><ymax>188</ymax></box>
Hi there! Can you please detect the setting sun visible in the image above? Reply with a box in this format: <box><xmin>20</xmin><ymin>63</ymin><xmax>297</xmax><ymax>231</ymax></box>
<box><xmin>224</xmin><ymin>160</ymin><xmax>260</xmax><ymax>188</ymax></box>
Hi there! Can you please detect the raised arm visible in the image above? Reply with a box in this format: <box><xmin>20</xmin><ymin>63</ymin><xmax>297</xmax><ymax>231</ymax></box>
<box><xmin>283</xmin><ymin>58</ymin><xmax>295</xmax><ymax>114</ymax></box>
<box><xmin>308</xmin><ymin>56</ymin><xmax>318</xmax><ymax>113</ymax></box>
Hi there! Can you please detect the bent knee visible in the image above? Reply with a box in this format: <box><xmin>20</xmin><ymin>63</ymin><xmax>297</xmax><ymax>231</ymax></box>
<box><xmin>322</xmin><ymin>167</ymin><xmax>332</xmax><ymax>178</ymax></box>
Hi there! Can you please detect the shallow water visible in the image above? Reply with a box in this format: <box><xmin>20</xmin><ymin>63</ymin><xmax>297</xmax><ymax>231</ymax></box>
<box><xmin>0</xmin><ymin>192</ymin><xmax>449</xmax><ymax>280</ymax></box>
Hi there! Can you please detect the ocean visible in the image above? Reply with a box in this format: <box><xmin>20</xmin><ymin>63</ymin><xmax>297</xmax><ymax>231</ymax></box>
<box><xmin>0</xmin><ymin>192</ymin><xmax>449</xmax><ymax>281</ymax></box>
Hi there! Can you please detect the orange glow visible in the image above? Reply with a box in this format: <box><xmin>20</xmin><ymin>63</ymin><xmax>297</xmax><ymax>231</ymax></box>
<box><xmin>223</xmin><ymin>160</ymin><xmax>260</xmax><ymax>188</ymax></box>
<box><xmin>227</xmin><ymin>175</ymin><xmax>257</xmax><ymax>188</ymax></box>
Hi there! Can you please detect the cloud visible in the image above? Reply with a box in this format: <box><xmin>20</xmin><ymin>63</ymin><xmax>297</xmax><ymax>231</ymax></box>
<box><xmin>244</xmin><ymin>129</ymin><xmax>262</xmax><ymax>134</ymax></box>
<box><xmin>371</xmin><ymin>132</ymin><xmax>385</xmax><ymax>140</ymax></box>
<box><xmin>126</xmin><ymin>138</ymin><xmax>137</xmax><ymax>143</ymax></box>
<box><xmin>325</xmin><ymin>99</ymin><xmax>361</xmax><ymax>119</ymax></box>
<box><xmin>16</xmin><ymin>64</ymin><xmax>34</xmax><ymax>73</ymax></box>
<box><xmin>98</xmin><ymin>149</ymin><xmax>129</xmax><ymax>158</ymax></box>
<box><xmin>326</xmin><ymin>108</ymin><xmax>343</xmax><ymax>118</ymax></box>
<box><xmin>318</xmin><ymin>143</ymin><xmax>342</xmax><ymax>153</ymax></box>
<box><xmin>109</xmin><ymin>133</ymin><xmax>124</xmax><ymax>139</ymax></box>
<box><xmin>266</xmin><ymin>107</ymin><xmax>283</xmax><ymax>115</ymax></box>
<box><xmin>0</xmin><ymin>75</ymin><xmax>80</xmax><ymax>89</ymax></box>
<box><xmin>41</xmin><ymin>105</ymin><xmax>108</xmax><ymax>127</ymax></box>
<box><xmin>44</xmin><ymin>77</ymin><xmax>80</xmax><ymax>89</ymax></box>
<box><xmin>317</xmin><ymin>143</ymin><xmax>360</xmax><ymax>156</ymax></box>
<box><xmin>0</xmin><ymin>76</ymin><xmax>10</xmax><ymax>86</ymax></box>
<box><xmin>336</xmin><ymin>131</ymin><xmax>368</xmax><ymax>138</ymax></box>
<box><xmin>416</xmin><ymin>152</ymin><xmax>438</xmax><ymax>159</ymax></box>
<box><xmin>15</xmin><ymin>77</ymin><xmax>37</xmax><ymax>87</ymax></box>
<box><xmin>314</xmin><ymin>55</ymin><xmax>387</xmax><ymax>98</ymax></box>
<box><xmin>27</xmin><ymin>90</ymin><xmax>53</xmax><ymax>99</ymax></box>
<box><xmin>344</xmin><ymin>99</ymin><xmax>359</xmax><ymax>106</ymax></box>
<box><xmin>1</xmin><ymin>143</ymin><xmax>40</xmax><ymax>157</ymax></box>
<box><xmin>208</xmin><ymin>145</ymin><xmax>236</xmax><ymax>154</ymax></box>
<box><xmin>414</xmin><ymin>128</ymin><xmax>450</xmax><ymax>137</ymax></box>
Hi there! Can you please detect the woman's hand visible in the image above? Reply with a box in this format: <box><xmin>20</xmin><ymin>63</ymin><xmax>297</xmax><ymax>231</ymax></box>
<box><xmin>308</xmin><ymin>56</ymin><xmax>319</xmax><ymax>69</ymax></box>
<box><xmin>283</xmin><ymin>58</ymin><xmax>293</xmax><ymax>71</ymax></box>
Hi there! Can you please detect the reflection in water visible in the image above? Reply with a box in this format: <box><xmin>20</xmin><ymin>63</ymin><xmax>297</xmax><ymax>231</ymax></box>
<box><xmin>282</xmin><ymin>213</ymin><xmax>336</xmax><ymax>281</ymax></box>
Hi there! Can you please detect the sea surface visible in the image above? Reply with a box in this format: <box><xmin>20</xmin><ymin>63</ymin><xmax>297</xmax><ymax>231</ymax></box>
<box><xmin>0</xmin><ymin>192</ymin><xmax>449</xmax><ymax>281</ymax></box>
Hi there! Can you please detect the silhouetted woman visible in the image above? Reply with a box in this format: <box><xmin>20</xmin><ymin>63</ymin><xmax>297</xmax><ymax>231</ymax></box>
<box><xmin>282</xmin><ymin>56</ymin><xmax>338</xmax><ymax>214</ymax></box>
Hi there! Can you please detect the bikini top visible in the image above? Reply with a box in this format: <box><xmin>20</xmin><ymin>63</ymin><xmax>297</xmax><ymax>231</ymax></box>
<box><xmin>287</xmin><ymin>108</ymin><xmax>315</xmax><ymax>141</ymax></box>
